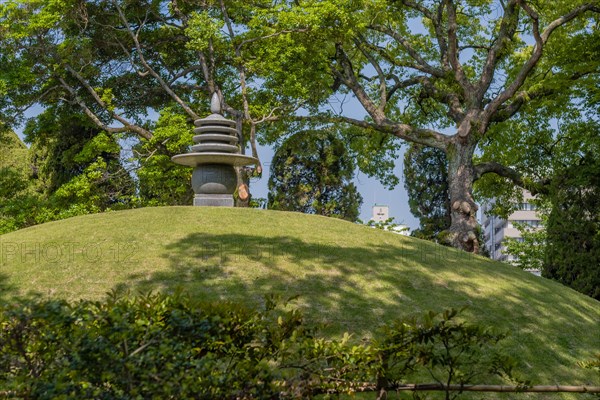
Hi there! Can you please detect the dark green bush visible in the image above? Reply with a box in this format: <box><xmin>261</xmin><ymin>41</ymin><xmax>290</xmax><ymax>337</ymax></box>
<box><xmin>0</xmin><ymin>292</ymin><xmax>310</xmax><ymax>399</ymax></box>
<box><xmin>0</xmin><ymin>293</ymin><xmax>515</xmax><ymax>399</ymax></box>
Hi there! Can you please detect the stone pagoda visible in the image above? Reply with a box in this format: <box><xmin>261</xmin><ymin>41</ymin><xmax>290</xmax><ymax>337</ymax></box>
<box><xmin>171</xmin><ymin>93</ymin><xmax>258</xmax><ymax>206</ymax></box>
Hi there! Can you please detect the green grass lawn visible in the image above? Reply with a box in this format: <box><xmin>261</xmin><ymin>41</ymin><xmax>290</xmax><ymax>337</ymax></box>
<box><xmin>0</xmin><ymin>206</ymin><xmax>598</xmax><ymax>399</ymax></box>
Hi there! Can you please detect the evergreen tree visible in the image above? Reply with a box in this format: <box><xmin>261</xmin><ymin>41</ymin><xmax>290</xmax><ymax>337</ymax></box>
<box><xmin>403</xmin><ymin>144</ymin><xmax>451</xmax><ymax>241</ymax></box>
<box><xmin>544</xmin><ymin>152</ymin><xmax>600</xmax><ymax>300</ymax></box>
<box><xmin>268</xmin><ymin>130</ymin><xmax>362</xmax><ymax>222</ymax></box>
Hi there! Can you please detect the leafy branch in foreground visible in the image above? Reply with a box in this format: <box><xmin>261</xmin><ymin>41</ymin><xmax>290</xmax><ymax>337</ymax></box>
<box><xmin>375</xmin><ymin>308</ymin><xmax>518</xmax><ymax>400</ymax></box>
<box><xmin>0</xmin><ymin>292</ymin><xmax>525</xmax><ymax>399</ymax></box>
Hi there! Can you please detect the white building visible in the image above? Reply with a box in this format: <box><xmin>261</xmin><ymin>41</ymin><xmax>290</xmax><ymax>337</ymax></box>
<box><xmin>481</xmin><ymin>190</ymin><xmax>541</xmax><ymax>262</ymax></box>
<box><xmin>370</xmin><ymin>204</ymin><xmax>410</xmax><ymax>236</ymax></box>
<box><xmin>372</xmin><ymin>204</ymin><xmax>389</xmax><ymax>223</ymax></box>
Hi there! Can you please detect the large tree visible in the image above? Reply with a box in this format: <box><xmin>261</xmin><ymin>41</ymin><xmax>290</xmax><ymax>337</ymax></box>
<box><xmin>0</xmin><ymin>0</ymin><xmax>307</xmax><ymax>205</ymax></box>
<box><xmin>268</xmin><ymin>129</ymin><xmax>362</xmax><ymax>221</ymax></box>
<box><xmin>258</xmin><ymin>0</ymin><xmax>600</xmax><ymax>252</ymax></box>
<box><xmin>475</xmin><ymin>77</ymin><xmax>600</xmax><ymax>290</ymax></box>
<box><xmin>0</xmin><ymin>108</ymin><xmax>137</xmax><ymax>233</ymax></box>
<box><xmin>24</xmin><ymin>106</ymin><xmax>136</xmax><ymax>212</ymax></box>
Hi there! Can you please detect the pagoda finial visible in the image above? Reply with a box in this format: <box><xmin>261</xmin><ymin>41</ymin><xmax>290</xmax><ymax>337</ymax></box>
<box><xmin>210</xmin><ymin>92</ymin><xmax>221</xmax><ymax>114</ymax></box>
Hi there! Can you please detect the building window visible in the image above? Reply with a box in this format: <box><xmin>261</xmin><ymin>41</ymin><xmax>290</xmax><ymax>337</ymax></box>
<box><xmin>512</xmin><ymin>219</ymin><xmax>541</xmax><ymax>227</ymax></box>
<box><xmin>517</xmin><ymin>203</ymin><xmax>537</xmax><ymax>211</ymax></box>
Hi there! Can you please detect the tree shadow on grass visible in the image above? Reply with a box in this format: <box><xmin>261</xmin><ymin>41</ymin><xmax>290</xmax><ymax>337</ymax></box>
<box><xmin>452</xmin><ymin>277</ymin><xmax>600</xmax><ymax>386</ymax></box>
<box><xmin>113</xmin><ymin>231</ymin><xmax>600</xmax><ymax>387</ymax></box>
<box><xmin>0</xmin><ymin>271</ymin><xmax>44</xmax><ymax>304</ymax></box>
<box><xmin>116</xmin><ymin>232</ymin><xmax>473</xmax><ymax>331</ymax></box>
<box><xmin>0</xmin><ymin>273</ymin><xmax>15</xmax><ymax>303</ymax></box>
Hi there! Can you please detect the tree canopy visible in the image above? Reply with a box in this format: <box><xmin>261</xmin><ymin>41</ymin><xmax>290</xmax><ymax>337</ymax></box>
<box><xmin>0</xmin><ymin>129</ymin><xmax>35</xmax><ymax>233</ymax></box>
<box><xmin>1</xmin><ymin>0</ymin><xmax>599</xmax><ymax>255</ymax></box>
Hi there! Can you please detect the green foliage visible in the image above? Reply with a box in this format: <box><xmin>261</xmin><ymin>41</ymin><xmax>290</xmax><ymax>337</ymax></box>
<box><xmin>25</xmin><ymin>107</ymin><xmax>135</xmax><ymax>203</ymax></box>
<box><xmin>30</xmin><ymin>109</ymin><xmax>135</xmax><ymax>218</ymax></box>
<box><xmin>504</xmin><ymin>210</ymin><xmax>549</xmax><ymax>272</ymax></box>
<box><xmin>483</xmin><ymin>113</ymin><xmax>600</xmax><ymax>296</ymax></box>
<box><xmin>0</xmin><ymin>130</ymin><xmax>41</xmax><ymax>234</ymax></box>
<box><xmin>249</xmin><ymin>197</ymin><xmax>268</xmax><ymax>209</ymax></box>
<box><xmin>544</xmin><ymin>151</ymin><xmax>600</xmax><ymax>300</ymax></box>
<box><xmin>0</xmin><ymin>293</ymin><xmax>516</xmax><ymax>399</ymax></box>
<box><xmin>377</xmin><ymin>308</ymin><xmax>516</xmax><ymax>399</ymax></box>
<box><xmin>347</xmin><ymin>125</ymin><xmax>403</xmax><ymax>190</ymax></box>
<box><xmin>186</xmin><ymin>11</ymin><xmax>225</xmax><ymax>52</ymax></box>
<box><xmin>0</xmin><ymin>292</ymin><xmax>306</xmax><ymax>398</ymax></box>
<box><xmin>135</xmin><ymin>108</ymin><xmax>194</xmax><ymax>206</ymax></box>
<box><xmin>404</xmin><ymin>144</ymin><xmax>451</xmax><ymax>241</ymax></box>
<box><xmin>268</xmin><ymin>129</ymin><xmax>362</xmax><ymax>222</ymax></box>
<box><xmin>0</xmin><ymin>108</ymin><xmax>139</xmax><ymax>234</ymax></box>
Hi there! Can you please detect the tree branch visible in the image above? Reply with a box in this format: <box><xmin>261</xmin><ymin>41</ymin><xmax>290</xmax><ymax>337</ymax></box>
<box><xmin>476</xmin><ymin>0</ymin><xmax>519</xmax><ymax>101</ymax></box>
<box><xmin>394</xmin><ymin>1</ymin><xmax>449</xmax><ymax>69</ymax></box>
<box><xmin>355</xmin><ymin>36</ymin><xmax>388</xmax><ymax>111</ymax></box>
<box><xmin>387</xmin><ymin>76</ymin><xmax>425</xmax><ymax>102</ymax></box>
<box><xmin>333</xmin><ymin>44</ymin><xmax>387</xmax><ymax>124</ymax></box>
<box><xmin>169</xmin><ymin>65</ymin><xmax>204</xmax><ymax>85</ymax></box>
<box><xmin>485</xmin><ymin>2</ymin><xmax>599</xmax><ymax>122</ymax></box>
<box><xmin>113</xmin><ymin>36</ymin><xmax>149</xmax><ymax>77</ymax></box>
<box><xmin>58</xmin><ymin>76</ymin><xmax>153</xmax><ymax>140</ymax></box>
<box><xmin>357</xmin><ymin>38</ymin><xmax>436</xmax><ymax>76</ymax></box>
<box><xmin>220</xmin><ymin>0</ymin><xmax>250</xmax><ymax>121</ymax></box>
<box><xmin>473</xmin><ymin>161</ymin><xmax>549</xmax><ymax>195</ymax></box>
<box><xmin>342</xmin><ymin>115</ymin><xmax>450</xmax><ymax>150</ymax></box>
<box><xmin>418</xmin><ymin>77</ymin><xmax>466</xmax><ymax>123</ymax></box>
<box><xmin>196</xmin><ymin>50</ymin><xmax>215</xmax><ymax>95</ymax></box>
<box><xmin>446</xmin><ymin>0</ymin><xmax>475</xmax><ymax>94</ymax></box>
<box><xmin>113</xmin><ymin>0</ymin><xmax>199</xmax><ymax>120</ymax></box>
<box><xmin>333</xmin><ymin>44</ymin><xmax>449</xmax><ymax>149</ymax></box>
<box><xmin>368</xmin><ymin>24</ymin><xmax>445</xmax><ymax>78</ymax></box>
<box><xmin>489</xmin><ymin>86</ymin><xmax>553</xmax><ymax>123</ymax></box>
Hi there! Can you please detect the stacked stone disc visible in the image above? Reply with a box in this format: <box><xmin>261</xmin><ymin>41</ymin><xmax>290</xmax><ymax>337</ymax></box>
<box><xmin>171</xmin><ymin>93</ymin><xmax>258</xmax><ymax>207</ymax></box>
<box><xmin>192</xmin><ymin>110</ymin><xmax>239</xmax><ymax>154</ymax></box>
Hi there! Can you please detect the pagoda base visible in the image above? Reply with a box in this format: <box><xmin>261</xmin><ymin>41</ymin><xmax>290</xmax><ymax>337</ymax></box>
<box><xmin>193</xmin><ymin>194</ymin><xmax>234</xmax><ymax>207</ymax></box>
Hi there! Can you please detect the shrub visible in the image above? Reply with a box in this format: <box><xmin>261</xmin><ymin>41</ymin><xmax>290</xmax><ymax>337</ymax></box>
<box><xmin>0</xmin><ymin>292</ymin><xmax>309</xmax><ymax>398</ymax></box>
<box><xmin>0</xmin><ymin>293</ymin><xmax>515</xmax><ymax>399</ymax></box>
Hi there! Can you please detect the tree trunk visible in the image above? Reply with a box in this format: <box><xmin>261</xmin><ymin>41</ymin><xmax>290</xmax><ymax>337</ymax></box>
<box><xmin>234</xmin><ymin>118</ymin><xmax>250</xmax><ymax>207</ymax></box>
<box><xmin>444</xmin><ymin>139</ymin><xmax>480</xmax><ymax>253</ymax></box>
<box><xmin>234</xmin><ymin>167</ymin><xmax>251</xmax><ymax>208</ymax></box>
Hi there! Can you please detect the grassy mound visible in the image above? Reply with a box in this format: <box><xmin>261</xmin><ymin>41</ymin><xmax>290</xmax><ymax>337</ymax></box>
<box><xmin>0</xmin><ymin>207</ymin><xmax>598</xmax><ymax>394</ymax></box>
